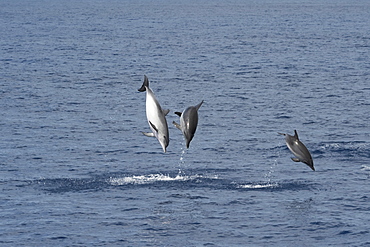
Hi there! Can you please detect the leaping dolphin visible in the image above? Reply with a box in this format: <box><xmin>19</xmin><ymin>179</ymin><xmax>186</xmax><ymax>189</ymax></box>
<box><xmin>278</xmin><ymin>130</ymin><xmax>315</xmax><ymax>171</ymax></box>
<box><xmin>138</xmin><ymin>75</ymin><xmax>169</xmax><ymax>153</ymax></box>
<box><xmin>173</xmin><ymin>100</ymin><xmax>203</xmax><ymax>148</ymax></box>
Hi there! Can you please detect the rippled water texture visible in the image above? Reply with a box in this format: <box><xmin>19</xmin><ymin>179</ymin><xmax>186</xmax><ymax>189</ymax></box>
<box><xmin>1</xmin><ymin>0</ymin><xmax>369</xmax><ymax>246</ymax></box>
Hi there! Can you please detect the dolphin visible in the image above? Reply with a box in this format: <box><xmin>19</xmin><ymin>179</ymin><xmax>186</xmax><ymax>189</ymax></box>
<box><xmin>278</xmin><ymin>130</ymin><xmax>315</xmax><ymax>171</ymax></box>
<box><xmin>173</xmin><ymin>100</ymin><xmax>203</xmax><ymax>148</ymax></box>
<box><xmin>138</xmin><ymin>75</ymin><xmax>169</xmax><ymax>152</ymax></box>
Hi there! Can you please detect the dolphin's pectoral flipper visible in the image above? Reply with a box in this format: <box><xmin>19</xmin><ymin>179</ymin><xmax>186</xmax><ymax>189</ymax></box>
<box><xmin>172</xmin><ymin>121</ymin><xmax>181</xmax><ymax>130</ymax></box>
<box><xmin>291</xmin><ymin>157</ymin><xmax>301</xmax><ymax>162</ymax></box>
<box><xmin>162</xmin><ymin>109</ymin><xmax>170</xmax><ymax>116</ymax></box>
<box><xmin>149</xmin><ymin>121</ymin><xmax>158</xmax><ymax>133</ymax></box>
<box><xmin>175</xmin><ymin>112</ymin><xmax>182</xmax><ymax>117</ymax></box>
<box><xmin>142</xmin><ymin>132</ymin><xmax>155</xmax><ymax>137</ymax></box>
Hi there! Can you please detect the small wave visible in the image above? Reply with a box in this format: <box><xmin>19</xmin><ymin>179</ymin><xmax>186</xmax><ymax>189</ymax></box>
<box><xmin>318</xmin><ymin>141</ymin><xmax>370</xmax><ymax>159</ymax></box>
<box><xmin>361</xmin><ymin>165</ymin><xmax>370</xmax><ymax>171</ymax></box>
<box><xmin>109</xmin><ymin>173</ymin><xmax>218</xmax><ymax>186</ymax></box>
<box><xmin>319</xmin><ymin>141</ymin><xmax>369</xmax><ymax>151</ymax></box>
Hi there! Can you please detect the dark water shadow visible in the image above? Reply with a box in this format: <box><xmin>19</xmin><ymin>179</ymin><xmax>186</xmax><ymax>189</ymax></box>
<box><xmin>30</xmin><ymin>169</ymin><xmax>318</xmax><ymax>194</ymax></box>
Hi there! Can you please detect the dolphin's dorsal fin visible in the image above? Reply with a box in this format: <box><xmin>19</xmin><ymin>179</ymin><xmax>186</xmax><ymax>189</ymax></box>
<box><xmin>149</xmin><ymin>121</ymin><xmax>158</xmax><ymax>133</ymax></box>
<box><xmin>195</xmin><ymin>100</ymin><xmax>204</xmax><ymax>110</ymax></box>
<box><xmin>175</xmin><ymin>112</ymin><xmax>182</xmax><ymax>117</ymax></box>
<box><xmin>173</xmin><ymin>121</ymin><xmax>181</xmax><ymax>130</ymax></box>
<box><xmin>294</xmin><ymin>130</ymin><xmax>299</xmax><ymax>140</ymax></box>
<box><xmin>162</xmin><ymin>109</ymin><xmax>170</xmax><ymax>116</ymax></box>
<box><xmin>138</xmin><ymin>75</ymin><xmax>149</xmax><ymax>92</ymax></box>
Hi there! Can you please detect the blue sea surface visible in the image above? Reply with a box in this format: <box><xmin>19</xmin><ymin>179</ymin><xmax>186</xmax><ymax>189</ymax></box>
<box><xmin>1</xmin><ymin>0</ymin><xmax>370</xmax><ymax>246</ymax></box>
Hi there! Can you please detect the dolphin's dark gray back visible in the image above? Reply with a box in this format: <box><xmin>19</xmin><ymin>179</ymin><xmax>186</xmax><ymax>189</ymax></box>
<box><xmin>173</xmin><ymin>100</ymin><xmax>204</xmax><ymax>148</ymax></box>
<box><xmin>279</xmin><ymin>130</ymin><xmax>315</xmax><ymax>171</ymax></box>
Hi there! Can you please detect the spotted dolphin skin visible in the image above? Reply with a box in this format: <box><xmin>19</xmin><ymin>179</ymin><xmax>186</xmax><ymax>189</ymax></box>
<box><xmin>173</xmin><ymin>100</ymin><xmax>203</xmax><ymax>148</ymax></box>
<box><xmin>138</xmin><ymin>75</ymin><xmax>169</xmax><ymax>152</ymax></box>
<box><xmin>278</xmin><ymin>130</ymin><xmax>315</xmax><ymax>171</ymax></box>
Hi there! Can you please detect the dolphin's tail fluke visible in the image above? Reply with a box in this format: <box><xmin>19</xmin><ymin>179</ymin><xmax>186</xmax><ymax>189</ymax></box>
<box><xmin>138</xmin><ymin>75</ymin><xmax>149</xmax><ymax>92</ymax></box>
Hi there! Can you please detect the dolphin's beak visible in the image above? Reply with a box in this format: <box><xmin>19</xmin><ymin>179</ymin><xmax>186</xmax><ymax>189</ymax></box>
<box><xmin>160</xmin><ymin>143</ymin><xmax>167</xmax><ymax>153</ymax></box>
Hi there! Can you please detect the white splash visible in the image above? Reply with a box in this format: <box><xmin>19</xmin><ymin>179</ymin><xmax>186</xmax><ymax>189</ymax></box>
<box><xmin>237</xmin><ymin>183</ymin><xmax>278</xmax><ymax>189</ymax></box>
<box><xmin>109</xmin><ymin>173</ymin><xmax>214</xmax><ymax>186</ymax></box>
<box><xmin>177</xmin><ymin>146</ymin><xmax>188</xmax><ymax>176</ymax></box>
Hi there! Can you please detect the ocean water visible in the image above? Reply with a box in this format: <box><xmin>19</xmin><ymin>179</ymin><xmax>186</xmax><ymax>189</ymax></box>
<box><xmin>1</xmin><ymin>0</ymin><xmax>370</xmax><ymax>246</ymax></box>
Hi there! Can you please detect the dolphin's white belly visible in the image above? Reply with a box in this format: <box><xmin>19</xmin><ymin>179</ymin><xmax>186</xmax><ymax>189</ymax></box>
<box><xmin>146</xmin><ymin>96</ymin><xmax>160</xmax><ymax>121</ymax></box>
<box><xmin>145</xmin><ymin>91</ymin><xmax>167</xmax><ymax>136</ymax></box>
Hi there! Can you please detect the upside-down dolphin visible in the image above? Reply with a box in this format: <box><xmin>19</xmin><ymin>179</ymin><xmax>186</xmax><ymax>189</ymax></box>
<box><xmin>138</xmin><ymin>75</ymin><xmax>169</xmax><ymax>153</ymax></box>
<box><xmin>173</xmin><ymin>100</ymin><xmax>203</xmax><ymax>148</ymax></box>
<box><xmin>278</xmin><ymin>130</ymin><xmax>315</xmax><ymax>171</ymax></box>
